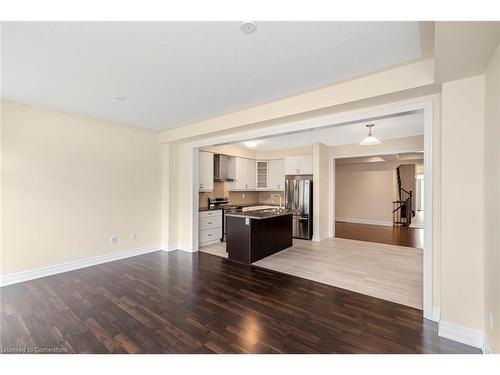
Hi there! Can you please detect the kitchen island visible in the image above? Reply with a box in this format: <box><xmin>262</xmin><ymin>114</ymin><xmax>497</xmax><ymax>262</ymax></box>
<box><xmin>225</xmin><ymin>209</ymin><xmax>293</xmax><ymax>264</ymax></box>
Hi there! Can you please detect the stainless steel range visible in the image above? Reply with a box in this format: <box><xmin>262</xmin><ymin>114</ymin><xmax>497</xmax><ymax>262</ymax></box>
<box><xmin>208</xmin><ymin>197</ymin><xmax>242</xmax><ymax>241</ymax></box>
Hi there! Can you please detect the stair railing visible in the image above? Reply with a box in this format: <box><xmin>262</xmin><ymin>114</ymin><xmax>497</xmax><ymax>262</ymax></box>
<box><xmin>393</xmin><ymin>166</ymin><xmax>413</xmax><ymax>227</ymax></box>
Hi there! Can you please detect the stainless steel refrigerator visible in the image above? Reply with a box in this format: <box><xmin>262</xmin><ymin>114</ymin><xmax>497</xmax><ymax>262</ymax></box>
<box><xmin>285</xmin><ymin>178</ymin><xmax>313</xmax><ymax>239</ymax></box>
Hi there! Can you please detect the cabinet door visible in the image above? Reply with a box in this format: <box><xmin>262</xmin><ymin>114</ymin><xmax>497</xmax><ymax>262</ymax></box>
<box><xmin>268</xmin><ymin>159</ymin><xmax>285</xmax><ymax>190</ymax></box>
<box><xmin>246</xmin><ymin>158</ymin><xmax>256</xmax><ymax>190</ymax></box>
<box><xmin>284</xmin><ymin>156</ymin><xmax>300</xmax><ymax>175</ymax></box>
<box><xmin>199</xmin><ymin>151</ymin><xmax>214</xmax><ymax>191</ymax></box>
<box><xmin>236</xmin><ymin>157</ymin><xmax>247</xmax><ymax>190</ymax></box>
<box><xmin>228</xmin><ymin>157</ymin><xmax>246</xmax><ymax>190</ymax></box>
<box><xmin>256</xmin><ymin>160</ymin><xmax>268</xmax><ymax>189</ymax></box>
<box><xmin>299</xmin><ymin>155</ymin><xmax>313</xmax><ymax>175</ymax></box>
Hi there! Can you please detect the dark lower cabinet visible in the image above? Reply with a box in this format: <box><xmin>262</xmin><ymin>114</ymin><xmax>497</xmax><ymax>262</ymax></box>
<box><xmin>226</xmin><ymin>213</ymin><xmax>293</xmax><ymax>264</ymax></box>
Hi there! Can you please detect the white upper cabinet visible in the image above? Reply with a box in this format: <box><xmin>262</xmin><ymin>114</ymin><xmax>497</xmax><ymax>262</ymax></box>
<box><xmin>299</xmin><ymin>155</ymin><xmax>313</xmax><ymax>174</ymax></box>
<box><xmin>245</xmin><ymin>158</ymin><xmax>256</xmax><ymax>190</ymax></box>
<box><xmin>228</xmin><ymin>157</ymin><xmax>256</xmax><ymax>191</ymax></box>
<box><xmin>267</xmin><ymin>159</ymin><xmax>285</xmax><ymax>190</ymax></box>
<box><xmin>198</xmin><ymin>151</ymin><xmax>214</xmax><ymax>192</ymax></box>
<box><xmin>284</xmin><ymin>155</ymin><xmax>313</xmax><ymax>175</ymax></box>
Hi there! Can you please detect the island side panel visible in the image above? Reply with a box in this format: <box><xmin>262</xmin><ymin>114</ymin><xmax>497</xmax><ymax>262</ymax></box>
<box><xmin>226</xmin><ymin>215</ymin><xmax>251</xmax><ymax>264</ymax></box>
<box><xmin>250</xmin><ymin>213</ymin><xmax>293</xmax><ymax>263</ymax></box>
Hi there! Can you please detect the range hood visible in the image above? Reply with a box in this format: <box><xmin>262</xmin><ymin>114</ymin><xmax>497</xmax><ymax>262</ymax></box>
<box><xmin>213</xmin><ymin>154</ymin><xmax>234</xmax><ymax>182</ymax></box>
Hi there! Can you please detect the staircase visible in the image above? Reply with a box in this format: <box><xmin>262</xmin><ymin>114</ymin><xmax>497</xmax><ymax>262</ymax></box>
<box><xmin>393</xmin><ymin>166</ymin><xmax>414</xmax><ymax>227</ymax></box>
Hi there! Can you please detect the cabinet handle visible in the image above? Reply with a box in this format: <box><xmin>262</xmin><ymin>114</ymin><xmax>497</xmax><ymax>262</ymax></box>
<box><xmin>208</xmin><ymin>222</ymin><xmax>212</xmax><ymax>224</ymax></box>
<box><xmin>208</xmin><ymin>234</ymin><xmax>212</xmax><ymax>237</ymax></box>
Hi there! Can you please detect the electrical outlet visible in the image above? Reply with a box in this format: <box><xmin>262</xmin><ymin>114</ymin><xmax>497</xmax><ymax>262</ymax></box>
<box><xmin>242</xmin><ymin>193</ymin><xmax>245</xmax><ymax>199</ymax></box>
<box><xmin>110</xmin><ymin>236</ymin><xmax>117</xmax><ymax>244</ymax></box>
<box><xmin>131</xmin><ymin>233</ymin><xmax>137</xmax><ymax>240</ymax></box>
<box><xmin>489</xmin><ymin>311</ymin><xmax>494</xmax><ymax>330</ymax></box>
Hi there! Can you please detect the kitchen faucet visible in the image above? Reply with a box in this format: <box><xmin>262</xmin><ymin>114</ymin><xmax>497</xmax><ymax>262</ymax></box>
<box><xmin>271</xmin><ymin>193</ymin><xmax>283</xmax><ymax>209</ymax></box>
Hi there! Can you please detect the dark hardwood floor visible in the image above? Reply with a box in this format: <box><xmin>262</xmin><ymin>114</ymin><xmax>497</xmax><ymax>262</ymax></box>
<box><xmin>0</xmin><ymin>251</ymin><xmax>478</xmax><ymax>354</ymax></box>
<box><xmin>335</xmin><ymin>221</ymin><xmax>424</xmax><ymax>249</ymax></box>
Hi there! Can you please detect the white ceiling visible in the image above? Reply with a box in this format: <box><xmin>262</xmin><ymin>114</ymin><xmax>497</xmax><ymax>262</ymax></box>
<box><xmin>1</xmin><ymin>22</ymin><xmax>422</xmax><ymax>131</ymax></box>
<box><xmin>241</xmin><ymin>111</ymin><xmax>424</xmax><ymax>150</ymax></box>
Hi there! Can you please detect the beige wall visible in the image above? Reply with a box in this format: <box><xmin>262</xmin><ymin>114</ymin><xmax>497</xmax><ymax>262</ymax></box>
<box><xmin>335</xmin><ymin>161</ymin><xmax>395</xmax><ymax>224</ymax></box>
<box><xmin>441</xmin><ymin>75</ymin><xmax>485</xmax><ymax>331</ymax></box>
<box><xmin>1</xmin><ymin>101</ymin><xmax>161</xmax><ymax>275</ymax></box>
<box><xmin>483</xmin><ymin>43</ymin><xmax>500</xmax><ymax>353</ymax></box>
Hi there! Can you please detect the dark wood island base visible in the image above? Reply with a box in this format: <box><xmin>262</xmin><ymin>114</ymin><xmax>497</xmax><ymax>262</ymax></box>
<box><xmin>226</xmin><ymin>212</ymin><xmax>293</xmax><ymax>264</ymax></box>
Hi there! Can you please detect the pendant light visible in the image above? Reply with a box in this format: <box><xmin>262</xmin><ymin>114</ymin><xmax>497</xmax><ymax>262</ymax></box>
<box><xmin>360</xmin><ymin>124</ymin><xmax>381</xmax><ymax>145</ymax></box>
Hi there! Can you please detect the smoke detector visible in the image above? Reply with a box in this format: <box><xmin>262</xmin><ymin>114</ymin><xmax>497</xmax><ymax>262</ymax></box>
<box><xmin>241</xmin><ymin>21</ymin><xmax>257</xmax><ymax>34</ymax></box>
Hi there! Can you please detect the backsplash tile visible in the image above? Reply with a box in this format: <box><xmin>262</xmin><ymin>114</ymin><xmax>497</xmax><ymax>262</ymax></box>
<box><xmin>198</xmin><ymin>181</ymin><xmax>285</xmax><ymax>208</ymax></box>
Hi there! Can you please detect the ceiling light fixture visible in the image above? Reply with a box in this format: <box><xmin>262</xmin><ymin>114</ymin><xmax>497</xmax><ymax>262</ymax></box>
<box><xmin>241</xmin><ymin>21</ymin><xmax>257</xmax><ymax>34</ymax></box>
<box><xmin>360</xmin><ymin>124</ymin><xmax>381</xmax><ymax>145</ymax></box>
<box><xmin>244</xmin><ymin>140</ymin><xmax>259</xmax><ymax>148</ymax></box>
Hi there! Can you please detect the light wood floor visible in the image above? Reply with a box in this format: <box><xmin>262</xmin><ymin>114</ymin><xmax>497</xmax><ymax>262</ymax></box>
<box><xmin>200</xmin><ymin>237</ymin><xmax>423</xmax><ymax>309</ymax></box>
<box><xmin>199</xmin><ymin>241</ymin><xmax>228</xmax><ymax>258</ymax></box>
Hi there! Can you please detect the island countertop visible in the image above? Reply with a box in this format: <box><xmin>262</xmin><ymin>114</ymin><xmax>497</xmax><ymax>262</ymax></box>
<box><xmin>225</xmin><ymin>208</ymin><xmax>292</xmax><ymax>220</ymax></box>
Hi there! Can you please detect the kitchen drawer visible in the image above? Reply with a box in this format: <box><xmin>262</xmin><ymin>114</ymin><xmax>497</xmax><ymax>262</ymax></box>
<box><xmin>199</xmin><ymin>227</ymin><xmax>222</xmax><ymax>244</ymax></box>
<box><xmin>199</xmin><ymin>216</ymin><xmax>222</xmax><ymax>230</ymax></box>
<box><xmin>199</xmin><ymin>210</ymin><xmax>222</xmax><ymax>218</ymax></box>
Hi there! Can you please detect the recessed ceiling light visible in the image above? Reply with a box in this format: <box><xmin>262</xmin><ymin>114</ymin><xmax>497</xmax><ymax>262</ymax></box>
<box><xmin>114</xmin><ymin>96</ymin><xmax>126</xmax><ymax>101</ymax></box>
<box><xmin>241</xmin><ymin>21</ymin><xmax>257</xmax><ymax>34</ymax></box>
<box><xmin>360</xmin><ymin>124</ymin><xmax>382</xmax><ymax>145</ymax></box>
<box><xmin>244</xmin><ymin>140</ymin><xmax>259</xmax><ymax>148</ymax></box>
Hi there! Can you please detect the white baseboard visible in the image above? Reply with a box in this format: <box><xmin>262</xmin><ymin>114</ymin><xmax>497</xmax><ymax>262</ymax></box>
<box><xmin>161</xmin><ymin>243</ymin><xmax>179</xmax><ymax>252</ymax></box>
<box><xmin>432</xmin><ymin>306</ymin><xmax>441</xmax><ymax>322</ymax></box>
<box><xmin>176</xmin><ymin>242</ymin><xmax>194</xmax><ymax>252</ymax></box>
<box><xmin>336</xmin><ymin>218</ymin><xmax>393</xmax><ymax>227</ymax></box>
<box><xmin>312</xmin><ymin>234</ymin><xmax>329</xmax><ymax>242</ymax></box>
<box><xmin>438</xmin><ymin>320</ymin><xmax>484</xmax><ymax>349</ymax></box>
<box><xmin>0</xmin><ymin>243</ymin><xmax>161</xmax><ymax>287</ymax></box>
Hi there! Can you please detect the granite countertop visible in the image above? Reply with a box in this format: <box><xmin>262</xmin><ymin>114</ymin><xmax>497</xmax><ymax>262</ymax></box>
<box><xmin>225</xmin><ymin>208</ymin><xmax>292</xmax><ymax>220</ymax></box>
<box><xmin>199</xmin><ymin>203</ymin><xmax>281</xmax><ymax>212</ymax></box>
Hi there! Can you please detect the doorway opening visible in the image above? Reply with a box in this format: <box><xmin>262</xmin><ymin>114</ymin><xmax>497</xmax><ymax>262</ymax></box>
<box><xmin>334</xmin><ymin>152</ymin><xmax>425</xmax><ymax>249</ymax></box>
<box><xmin>189</xmin><ymin>101</ymin><xmax>434</xmax><ymax>319</ymax></box>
